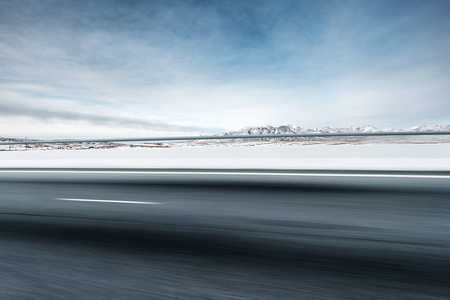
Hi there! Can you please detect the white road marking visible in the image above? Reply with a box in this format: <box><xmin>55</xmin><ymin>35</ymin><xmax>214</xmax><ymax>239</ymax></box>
<box><xmin>53</xmin><ymin>198</ymin><xmax>161</xmax><ymax>205</ymax></box>
<box><xmin>0</xmin><ymin>170</ymin><xmax>449</xmax><ymax>179</ymax></box>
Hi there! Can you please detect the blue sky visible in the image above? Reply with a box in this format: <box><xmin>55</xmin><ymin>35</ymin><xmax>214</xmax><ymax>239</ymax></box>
<box><xmin>1</xmin><ymin>0</ymin><xmax>449</xmax><ymax>138</ymax></box>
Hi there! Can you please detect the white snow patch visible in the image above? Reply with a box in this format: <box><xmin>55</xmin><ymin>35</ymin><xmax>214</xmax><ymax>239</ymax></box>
<box><xmin>0</xmin><ymin>144</ymin><xmax>449</xmax><ymax>170</ymax></box>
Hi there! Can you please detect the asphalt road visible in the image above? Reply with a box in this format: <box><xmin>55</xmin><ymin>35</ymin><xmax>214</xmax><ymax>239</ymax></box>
<box><xmin>0</xmin><ymin>169</ymin><xmax>449</xmax><ymax>299</ymax></box>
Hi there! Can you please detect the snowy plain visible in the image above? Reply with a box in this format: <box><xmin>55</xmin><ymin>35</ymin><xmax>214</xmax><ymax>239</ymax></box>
<box><xmin>1</xmin><ymin>143</ymin><xmax>449</xmax><ymax>170</ymax></box>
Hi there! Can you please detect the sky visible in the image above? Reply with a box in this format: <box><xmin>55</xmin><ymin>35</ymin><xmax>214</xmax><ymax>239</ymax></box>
<box><xmin>1</xmin><ymin>0</ymin><xmax>449</xmax><ymax>138</ymax></box>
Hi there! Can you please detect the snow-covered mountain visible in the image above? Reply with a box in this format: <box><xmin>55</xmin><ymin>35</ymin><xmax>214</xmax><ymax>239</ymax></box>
<box><xmin>206</xmin><ymin>124</ymin><xmax>450</xmax><ymax>145</ymax></box>
<box><xmin>221</xmin><ymin>124</ymin><xmax>450</xmax><ymax>136</ymax></box>
<box><xmin>1</xmin><ymin>124</ymin><xmax>449</xmax><ymax>150</ymax></box>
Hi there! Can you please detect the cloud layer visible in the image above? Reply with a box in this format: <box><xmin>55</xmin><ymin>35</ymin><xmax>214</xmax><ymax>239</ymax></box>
<box><xmin>1</xmin><ymin>0</ymin><xmax>449</xmax><ymax>138</ymax></box>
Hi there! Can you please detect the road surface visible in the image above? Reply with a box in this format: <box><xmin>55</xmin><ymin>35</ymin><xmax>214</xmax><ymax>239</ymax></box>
<box><xmin>0</xmin><ymin>169</ymin><xmax>449</xmax><ymax>299</ymax></box>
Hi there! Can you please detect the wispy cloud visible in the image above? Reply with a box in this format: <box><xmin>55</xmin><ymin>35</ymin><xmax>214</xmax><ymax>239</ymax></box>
<box><xmin>0</xmin><ymin>0</ymin><xmax>449</xmax><ymax>137</ymax></box>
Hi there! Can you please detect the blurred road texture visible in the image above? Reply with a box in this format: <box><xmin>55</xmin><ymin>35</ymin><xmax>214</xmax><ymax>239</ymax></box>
<box><xmin>0</xmin><ymin>169</ymin><xmax>449</xmax><ymax>299</ymax></box>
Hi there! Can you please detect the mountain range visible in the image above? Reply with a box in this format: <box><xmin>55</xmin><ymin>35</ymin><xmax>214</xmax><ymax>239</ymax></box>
<box><xmin>1</xmin><ymin>124</ymin><xmax>449</xmax><ymax>150</ymax></box>
<box><xmin>205</xmin><ymin>124</ymin><xmax>450</xmax><ymax>145</ymax></box>
<box><xmin>220</xmin><ymin>124</ymin><xmax>450</xmax><ymax>136</ymax></box>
